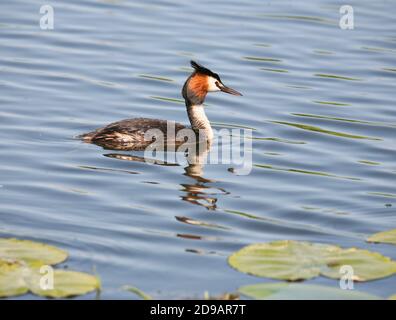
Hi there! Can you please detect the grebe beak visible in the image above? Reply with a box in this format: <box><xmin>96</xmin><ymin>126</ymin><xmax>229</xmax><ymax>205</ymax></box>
<box><xmin>219</xmin><ymin>83</ymin><xmax>243</xmax><ymax>96</ymax></box>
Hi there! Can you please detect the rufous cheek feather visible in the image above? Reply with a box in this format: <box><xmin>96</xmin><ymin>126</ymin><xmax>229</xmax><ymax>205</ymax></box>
<box><xmin>188</xmin><ymin>74</ymin><xmax>209</xmax><ymax>99</ymax></box>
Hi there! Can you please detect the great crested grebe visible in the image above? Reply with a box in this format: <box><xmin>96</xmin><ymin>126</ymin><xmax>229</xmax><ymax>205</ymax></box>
<box><xmin>79</xmin><ymin>61</ymin><xmax>242</xmax><ymax>151</ymax></box>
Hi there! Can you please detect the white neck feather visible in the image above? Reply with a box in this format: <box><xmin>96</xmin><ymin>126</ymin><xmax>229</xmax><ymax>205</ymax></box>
<box><xmin>187</xmin><ymin>104</ymin><xmax>213</xmax><ymax>140</ymax></box>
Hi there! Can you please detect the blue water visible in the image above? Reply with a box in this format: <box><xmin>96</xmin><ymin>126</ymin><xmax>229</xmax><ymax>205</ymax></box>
<box><xmin>0</xmin><ymin>0</ymin><xmax>395</xmax><ymax>299</ymax></box>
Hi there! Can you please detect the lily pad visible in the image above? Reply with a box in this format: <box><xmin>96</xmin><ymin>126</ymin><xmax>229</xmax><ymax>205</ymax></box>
<box><xmin>0</xmin><ymin>261</ymin><xmax>28</xmax><ymax>298</ymax></box>
<box><xmin>239</xmin><ymin>282</ymin><xmax>381</xmax><ymax>300</ymax></box>
<box><xmin>27</xmin><ymin>269</ymin><xmax>100</xmax><ymax>298</ymax></box>
<box><xmin>228</xmin><ymin>240</ymin><xmax>396</xmax><ymax>281</ymax></box>
<box><xmin>0</xmin><ymin>238</ymin><xmax>100</xmax><ymax>298</ymax></box>
<box><xmin>320</xmin><ymin>247</ymin><xmax>396</xmax><ymax>281</ymax></box>
<box><xmin>0</xmin><ymin>238</ymin><xmax>67</xmax><ymax>265</ymax></box>
<box><xmin>367</xmin><ymin>229</ymin><xmax>396</xmax><ymax>245</ymax></box>
<box><xmin>0</xmin><ymin>264</ymin><xmax>99</xmax><ymax>298</ymax></box>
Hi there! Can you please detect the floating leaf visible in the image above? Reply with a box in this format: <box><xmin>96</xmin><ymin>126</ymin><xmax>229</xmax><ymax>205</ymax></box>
<box><xmin>367</xmin><ymin>229</ymin><xmax>396</xmax><ymax>245</ymax></box>
<box><xmin>26</xmin><ymin>269</ymin><xmax>100</xmax><ymax>298</ymax></box>
<box><xmin>239</xmin><ymin>282</ymin><xmax>381</xmax><ymax>300</ymax></box>
<box><xmin>0</xmin><ymin>261</ymin><xmax>28</xmax><ymax>298</ymax></box>
<box><xmin>320</xmin><ymin>247</ymin><xmax>396</xmax><ymax>281</ymax></box>
<box><xmin>203</xmin><ymin>291</ymin><xmax>239</xmax><ymax>300</ymax></box>
<box><xmin>0</xmin><ymin>261</ymin><xmax>99</xmax><ymax>299</ymax></box>
<box><xmin>0</xmin><ymin>238</ymin><xmax>67</xmax><ymax>265</ymax></box>
<box><xmin>228</xmin><ymin>240</ymin><xmax>396</xmax><ymax>281</ymax></box>
<box><xmin>229</xmin><ymin>241</ymin><xmax>329</xmax><ymax>281</ymax></box>
<box><xmin>0</xmin><ymin>238</ymin><xmax>100</xmax><ymax>298</ymax></box>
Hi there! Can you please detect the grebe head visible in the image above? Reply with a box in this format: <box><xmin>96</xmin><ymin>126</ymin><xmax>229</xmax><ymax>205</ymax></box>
<box><xmin>182</xmin><ymin>60</ymin><xmax>242</xmax><ymax>106</ymax></box>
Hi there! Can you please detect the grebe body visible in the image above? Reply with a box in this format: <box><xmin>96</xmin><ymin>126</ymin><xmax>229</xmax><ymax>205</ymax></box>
<box><xmin>79</xmin><ymin>61</ymin><xmax>242</xmax><ymax>151</ymax></box>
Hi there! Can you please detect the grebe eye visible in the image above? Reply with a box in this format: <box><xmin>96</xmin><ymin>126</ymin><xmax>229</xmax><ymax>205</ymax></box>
<box><xmin>215</xmin><ymin>81</ymin><xmax>221</xmax><ymax>88</ymax></box>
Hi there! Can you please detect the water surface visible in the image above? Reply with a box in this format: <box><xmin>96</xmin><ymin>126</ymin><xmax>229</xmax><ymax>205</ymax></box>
<box><xmin>0</xmin><ymin>0</ymin><xmax>395</xmax><ymax>299</ymax></box>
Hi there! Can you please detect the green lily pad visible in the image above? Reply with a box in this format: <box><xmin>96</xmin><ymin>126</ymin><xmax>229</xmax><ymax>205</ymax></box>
<box><xmin>26</xmin><ymin>269</ymin><xmax>100</xmax><ymax>298</ymax></box>
<box><xmin>320</xmin><ymin>247</ymin><xmax>396</xmax><ymax>281</ymax></box>
<box><xmin>0</xmin><ymin>264</ymin><xmax>99</xmax><ymax>298</ymax></box>
<box><xmin>229</xmin><ymin>241</ymin><xmax>329</xmax><ymax>281</ymax></box>
<box><xmin>228</xmin><ymin>240</ymin><xmax>396</xmax><ymax>281</ymax></box>
<box><xmin>0</xmin><ymin>238</ymin><xmax>100</xmax><ymax>298</ymax></box>
<box><xmin>367</xmin><ymin>229</ymin><xmax>396</xmax><ymax>245</ymax></box>
<box><xmin>0</xmin><ymin>238</ymin><xmax>67</xmax><ymax>265</ymax></box>
<box><xmin>239</xmin><ymin>282</ymin><xmax>381</xmax><ymax>300</ymax></box>
<box><xmin>0</xmin><ymin>261</ymin><xmax>29</xmax><ymax>298</ymax></box>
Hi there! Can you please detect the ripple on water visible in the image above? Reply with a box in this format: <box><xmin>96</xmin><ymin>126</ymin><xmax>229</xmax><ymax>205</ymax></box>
<box><xmin>1</xmin><ymin>0</ymin><xmax>396</xmax><ymax>299</ymax></box>
<box><xmin>138</xmin><ymin>74</ymin><xmax>175</xmax><ymax>82</ymax></box>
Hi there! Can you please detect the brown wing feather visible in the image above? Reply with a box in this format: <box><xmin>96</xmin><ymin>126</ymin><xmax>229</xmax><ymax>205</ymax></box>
<box><xmin>79</xmin><ymin>118</ymin><xmax>188</xmax><ymax>151</ymax></box>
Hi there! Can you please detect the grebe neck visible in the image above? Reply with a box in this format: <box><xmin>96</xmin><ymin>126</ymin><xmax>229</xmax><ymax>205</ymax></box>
<box><xmin>186</xmin><ymin>104</ymin><xmax>213</xmax><ymax>139</ymax></box>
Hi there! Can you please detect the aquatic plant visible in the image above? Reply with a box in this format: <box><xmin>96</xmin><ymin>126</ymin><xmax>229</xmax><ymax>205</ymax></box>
<box><xmin>238</xmin><ymin>282</ymin><xmax>380</xmax><ymax>300</ymax></box>
<box><xmin>228</xmin><ymin>240</ymin><xmax>396</xmax><ymax>281</ymax></box>
<box><xmin>0</xmin><ymin>238</ymin><xmax>100</xmax><ymax>298</ymax></box>
<box><xmin>367</xmin><ymin>229</ymin><xmax>396</xmax><ymax>245</ymax></box>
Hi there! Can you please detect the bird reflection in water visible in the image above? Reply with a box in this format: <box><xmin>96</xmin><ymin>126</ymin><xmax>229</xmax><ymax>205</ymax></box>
<box><xmin>180</xmin><ymin>140</ymin><xmax>228</xmax><ymax>210</ymax></box>
<box><xmin>104</xmin><ymin>138</ymin><xmax>229</xmax><ymax>211</ymax></box>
